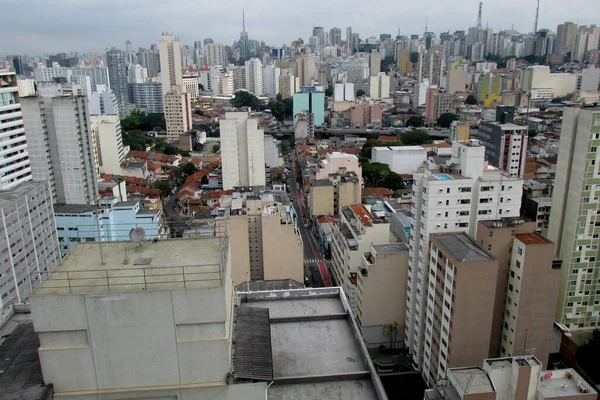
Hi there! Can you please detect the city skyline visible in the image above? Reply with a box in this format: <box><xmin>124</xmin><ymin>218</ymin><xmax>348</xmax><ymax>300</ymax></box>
<box><xmin>3</xmin><ymin>0</ymin><xmax>600</xmax><ymax>54</ymax></box>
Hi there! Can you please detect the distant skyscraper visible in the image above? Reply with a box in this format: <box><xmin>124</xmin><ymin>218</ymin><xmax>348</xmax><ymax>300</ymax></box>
<box><xmin>0</xmin><ymin>69</ymin><xmax>32</xmax><ymax>190</ymax></box>
<box><xmin>313</xmin><ymin>27</ymin><xmax>325</xmax><ymax>47</ymax></box>
<box><xmin>204</xmin><ymin>38</ymin><xmax>214</xmax><ymax>45</ymax></box>
<box><xmin>262</xmin><ymin>64</ymin><xmax>280</xmax><ymax>99</ymax></box>
<box><xmin>556</xmin><ymin>22</ymin><xmax>577</xmax><ymax>55</ymax></box>
<box><xmin>203</xmin><ymin>43</ymin><xmax>226</xmax><ymax>67</ymax></box>
<box><xmin>138</xmin><ymin>48</ymin><xmax>160</xmax><ymax>78</ymax></box>
<box><xmin>330</xmin><ymin>27</ymin><xmax>342</xmax><ymax>46</ymax></box>
<box><xmin>7</xmin><ymin>55</ymin><xmax>24</xmax><ymax>75</ymax></box>
<box><xmin>158</xmin><ymin>33</ymin><xmax>183</xmax><ymax>95</ymax></box>
<box><xmin>219</xmin><ymin>112</ymin><xmax>266</xmax><ymax>190</ymax></box>
<box><xmin>418</xmin><ymin>46</ymin><xmax>445</xmax><ymax>87</ymax></box>
<box><xmin>245</xmin><ymin>58</ymin><xmax>263</xmax><ymax>96</ymax></box>
<box><xmin>240</xmin><ymin>10</ymin><xmax>249</xmax><ymax>60</ymax></box>
<box><xmin>106</xmin><ymin>49</ymin><xmax>129</xmax><ymax>106</ymax></box>
<box><xmin>346</xmin><ymin>26</ymin><xmax>353</xmax><ymax>44</ymax></box>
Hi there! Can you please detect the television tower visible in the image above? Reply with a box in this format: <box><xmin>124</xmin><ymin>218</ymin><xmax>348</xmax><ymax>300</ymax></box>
<box><xmin>476</xmin><ymin>2</ymin><xmax>483</xmax><ymax>30</ymax></box>
<box><xmin>533</xmin><ymin>0</ymin><xmax>540</xmax><ymax>33</ymax></box>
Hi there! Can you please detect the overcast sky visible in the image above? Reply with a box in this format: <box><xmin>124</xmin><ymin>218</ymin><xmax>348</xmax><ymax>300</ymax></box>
<box><xmin>3</xmin><ymin>0</ymin><xmax>599</xmax><ymax>55</ymax></box>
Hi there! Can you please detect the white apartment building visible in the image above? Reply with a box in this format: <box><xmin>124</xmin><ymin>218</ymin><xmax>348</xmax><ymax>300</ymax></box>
<box><xmin>21</xmin><ymin>94</ymin><xmax>99</xmax><ymax>204</ymax></box>
<box><xmin>17</xmin><ymin>78</ymin><xmax>36</xmax><ymax>97</ymax></box>
<box><xmin>245</xmin><ymin>58</ymin><xmax>263</xmax><ymax>96</ymax></box>
<box><xmin>90</xmin><ymin>115</ymin><xmax>125</xmax><ymax>175</ymax></box>
<box><xmin>371</xmin><ymin>146</ymin><xmax>427</xmax><ymax>175</ymax></box>
<box><xmin>127</xmin><ymin>64</ymin><xmax>148</xmax><ymax>84</ymax></box>
<box><xmin>203</xmin><ymin>43</ymin><xmax>226</xmax><ymax>67</ymax></box>
<box><xmin>262</xmin><ymin>64</ymin><xmax>280</xmax><ymax>99</ymax></box>
<box><xmin>334</xmin><ymin>82</ymin><xmax>355</xmax><ymax>102</ymax></box>
<box><xmin>0</xmin><ymin>181</ymin><xmax>61</xmax><ymax>306</ymax></box>
<box><xmin>330</xmin><ymin>204</ymin><xmax>391</xmax><ymax>312</ymax></box>
<box><xmin>369</xmin><ymin>72</ymin><xmax>391</xmax><ymax>99</ymax></box>
<box><xmin>182</xmin><ymin>75</ymin><xmax>200</xmax><ymax>99</ymax></box>
<box><xmin>164</xmin><ymin>87</ymin><xmax>192</xmax><ymax>141</ymax></box>
<box><xmin>0</xmin><ymin>69</ymin><xmax>32</xmax><ymax>190</ymax></box>
<box><xmin>405</xmin><ymin>140</ymin><xmax>523</xmax><ymax>369</ymax></box>
<box><xmin>520</xmin><ymin>66</ymin><xmax>578</xmax><ymax>98</ymax></box>
<box><xmin>88</xmin><ymin>87</ymin><xmax>119</xmax><ymax>115</ymax></box>
<box><xmin>159</xmin><ymin>33</ymin><xmax>183</xmax><ymax>95</ymax></box>
<box><xmin>220</xmin><ymin>112</ymin><xmax>265</xmax><ymax>190</ymax></box>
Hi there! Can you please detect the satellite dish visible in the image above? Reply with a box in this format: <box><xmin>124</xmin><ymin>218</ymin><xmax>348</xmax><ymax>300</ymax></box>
<box><xmin>130</xmin><ymin>227</ymin><xmax>146</xmax><ymax>243</ymax></box>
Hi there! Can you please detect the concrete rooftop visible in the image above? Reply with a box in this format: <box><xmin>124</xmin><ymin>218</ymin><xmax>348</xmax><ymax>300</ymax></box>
<box><xmin>537</xmin><ymin>370</ymin><xmax>596</xmax><ymax>398</ymax></box>
<box><xmin>35</xmin><ymin>238</ymin><xmax>224</xmax><ymax>295</ymax></box>
<box><xmin>268</xmin><ymin>380</ymin><xmax>378</xmax><ymax>400</ymax></box>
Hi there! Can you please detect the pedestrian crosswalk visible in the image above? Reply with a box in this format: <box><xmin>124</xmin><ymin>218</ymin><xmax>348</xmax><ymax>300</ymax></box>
<box><xmin>304</xmin><ymin>259</ymin><xmax>323</xmax><ymax>264</ymax></box>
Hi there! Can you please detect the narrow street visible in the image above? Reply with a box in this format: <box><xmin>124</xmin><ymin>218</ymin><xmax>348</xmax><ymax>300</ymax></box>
<box><xmin>289</xmin><ymin>152</ymin><xmax>331</xmax><ymax>287</ymax></box>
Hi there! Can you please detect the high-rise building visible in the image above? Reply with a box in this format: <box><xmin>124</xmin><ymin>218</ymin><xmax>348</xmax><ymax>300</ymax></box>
<box><xmin>309</xmin><ymin>172</ymin><xmax>360</xmax><ymax>217</ymax></box>
<box><xmin>182</xmin><ymin>75</ymin><xmax>200</xmax><ymax>99</ymax></box>
<box><xmin>240</xmin><ymin>10</ymin><xmax>249</xmax><ymax>60</ymax></box>
<box><xmin>0</xmin><ymin>69</ymin><xmax>32</xmax><ymax>190</ymax></box>
<box><xmin>278</xmin><ymin>74</ymin><xmax>297</xmax><ymax>99</ymax></box>
<box><xmin>424</xmin><ymin>88</ymin><xmax>452</xmax><ymax>123</ymax></box>
<box><xmin>330</xmin><ymin>27</ymin><xmax>342</xmax><ymax>46</ymax></box>
<box><xmin>21</xmin><ymin>94</ymin><xmax>98</xmax><ymax>204</ymax></box>
<box><xmin>334</xmin><ymin>82</ymin><xmax>355</xmax><ymax>102</ymax></box>
<box><xmin>405</xmin><ymin>140</ymin><xmax>524</xmax><ymax>370</ymax></box>
<box><xmin>129</xmin><ymin>83</ymin><xmax>163</xmax><ymax>114</ymax></box>
<box><xmin>346</xmin><ymin>26</ymin><xmax>353</xmax><ymax>44</ymax></box>
<box><xmin>369</xmin><ymin>50</ymin><xmax>382</xmax><ymax>76</ymax></box>
<box><xmin>127</xmin><ymin>64</ymin><xmax>148</xmax><ymax>84</ymax></box>
<box><xmin>138</xmin><ymin>48</ymin><xmax>160</xmax><ymax>78</ymax></box>
<box><xmin>88</xmin><ymin>88</ymin><xmax>119</xmax><ymax>115</ymax></box>
<box><xmin>418</xmin><ymin>46</ymin><xmax>445</xmax><ymax>87</ymax></box>
<box><xmin>203</xmin><ymin>43</ymin><xmax>226</xmax><ymax>67</ymax></box>
<box><xmin>422</xmin><ymin>232</ymin><xmax>499</xmax><ymax>385</ymax></box>
<box><xmin>163</xmin><ymin>87</ymin><xmax>192</xmax><ymax>141</ymax></box>
<box><xmin>106</xmin><ymin>49</ymin><xmax>129</xmax><ymax>106</ymax></box>
<box><xmin>90</xmin><ymin>115</ymin><xmax>125</xmax><ymax>175</ymax></box>
<box><xmin>312</xmin><ymin>27</ymin><xmax>325</xmax><ymax>47</ymax></box>
<box><xmin>556</xmin><ymin>22</ymin><xmax>577</xmax><ymax>55</ymax></box>
<box><xmin>0</xmin><ymin>181</ymin><xmax>61</xmax><ymax>306</ymax></box>
<box><xmin>549</xmin><ymin>107</ymin><xmax>600</xmax><ymax>330</ymax></box>
<box><xmin>244</xmin><ymin>58</ymin><xmax>263</xmax><ymax>96</ymax></box>
<box><xmin>7</xmin><ymin>55</ymin><xmax>24</xmax><ymax>75</ymax></box>
<box><xmin>369</xmin><ymin>72</ymin><xmax>390</xmax><ymax>99</ymax></box>
<box><xmin>262</xmin><ymin>64</ymin><xmax>280</xmax><ymax>99</ymax></box>
<box><xmin>219</xmin><ymin>112</ymin><xmax>266</xmax><ymax>190</ymax></box>
<box><xmin>158</xmin><ymin>33</ymin><xmax>183</xmax><ymax>95</ymax></box>
<box><xmin>398</xmin><ymin>48</ymin><xmax>413</xmax><ymax>74</ymax></box>
<box><xmin>293</xmin><ymin>87</ymin><xmax>325</xmax><ymax>126</ymax></box>
<box><xmin>296</xmin><ymin>55</ymin><xmax>319</xmax><ymax>87</ymax></box>
<box><xmin>211</xmin><ymin>69</ymin><xmax>234</xmax><ymax>96</ymax></box>
<box><xmin>477</xmin><ymin>108</ymin><xmax>529</xmax><ymax>178</ymax></box>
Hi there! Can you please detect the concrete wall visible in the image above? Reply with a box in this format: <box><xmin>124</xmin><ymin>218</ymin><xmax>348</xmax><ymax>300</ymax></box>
<box><xmin>228</xmin><ymin>216</ymin><xmax>251</xmax><ymax>285</ymax></box>
<box><xmin>262</xmin><ymin>215</ymin><xmax>303</xmax><ymax>283</ymax></box>
<box><xmin>371</xmin><ymin>146</ymin><xmax>427</xmax><ymax>175</ymax></box>
<box><xmin>32</xmin><ymin>285</ymin><xmax>233</xmax><ymax>396</ymax></box>
<box><xmin>310</xmin><ymin>184</ymin><xmax>334</xmax><ymax>217</ymax></box>
<box><xmin>337</xmin><ymin>180</ymin><xmax>361</xmax><ymax>215</ymax></box>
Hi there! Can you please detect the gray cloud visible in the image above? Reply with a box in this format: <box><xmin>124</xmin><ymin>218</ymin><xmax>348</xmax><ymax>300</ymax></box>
<box><xmin>3</xmin><ymin>0</ymin><xmax>599</xmax><ymax>54</ymax></box>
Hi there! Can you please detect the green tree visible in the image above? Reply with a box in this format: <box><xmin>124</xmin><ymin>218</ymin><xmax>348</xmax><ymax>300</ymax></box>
<box><xmin>381</xmin><ymin>322</ymin><xmax>400</xmax><ymax>349</ymax></box>
<box><xmin>201</xmin><ymin>175</ymin><xmax>209</xmax><ymax>185</ymax></box>
<box><xmin>437</xmin><ymin>112</ymin><xmax>460</xmax><ymax>128</ymax></box>
<box><xmin>282</xmin><ymin>98</ymin><xmax>293</xmax><ymax>119</ymax></box>
<box><xmin>356</xmin><ymin>89</ymin><xmax>366</xmax><ymax>97</ymax></box>
<box><xmin>194</xmin><ymin>108</ymin><xmax>205</xmax><ymax>116</ymax></box>
<box><xmin>231</xmin><ymin>91</ymin><xmax>262</xmax><ymax>109</ymax></box>
<box><xmin>383</xmin><ymin>172</ymin><xmax>405</xmax><ymax>190</ymax></box>
<box><xmin>325</xmin><ymin>86</ymin><xmax>334</xmax><ymax>96</ymax></box>
<box><xmin>380</xmin><ymin>55</ymin><xmax>395</xmax><ymax>72</ymax></box>
<box><xmin>213</xmin><ymin>144</ymin><xmax>220</xmax><ymax>153</ymax></box>
<box><xmin>401</xmin><ymin>129</ymin><xmax>432</xmax><ymax>145</ymax></box>
<box><xmin>577</xmin><ymin>329</ymin><xmax>600</xmax><ymax>382</ymax></box>
<box><xmin>276</xmin><ymin>93</ymin><xmax>283</xmax><ymax>102</ymax></box>
<box><xmin>268</xmin><ymin>101</ymin><xmax>286</xmax><ymax>121</ymax></box>
<box><xmin>465</xmin><ymin>95</ymin><xmax>478</xmax><ymax>105</ymax></box>
<box><xmin>362</xmin><ymin>162</ymin><xmax>391</xmax><ymax>187</ymax></box>
<box><xmin>272</xmin><ymin>173</ymin><xmax>283</xmax><ymax>183</ymax></box>
<box><xmin>198</xmin><ymin>83</ymin><xmax>205</xmax><ymax>91</ymax></box>
<box><xmin>122</xmin><ymin>130</ymin><xmax>153</xmax><ymax>151</ymax></box>
<box><xmin>405</xmin><ymin>115</ymin><xmax>425</xmax><ymax>127</ymax></box>
<box><xmin>180</xmin><ymin>162</ymin><xmax>198</xmax><ymax>176</ymax></box>
<box><xmin>153</xmin><ymin>181</ymin><xmax>172</xmax><ymax>198</ymax></box>
<box><xmin>410</xmin><ymin>52</ymin><xmax>419</xmax><ymax>64</ymax></box>
<box><xmin>280</xmin><ymin>139</ymin><xmax>291</xmax><ymax>156</ymax></box>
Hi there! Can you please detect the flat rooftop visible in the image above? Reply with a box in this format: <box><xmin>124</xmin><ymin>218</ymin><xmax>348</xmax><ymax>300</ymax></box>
<box><xmin>53</xmin><ymin>203</ymin><xmax>96</xmax><ymax>214</ymax></box>
<box><xmin>0</xmin><ymin>181</ymin><xmax>48</xmax><ymax>208</ymax></box>
<box><xmin>237</xmin><ymin>288</ymin><xmax>386</xmax><ymax>400</ymax></box>
<box><xmin>433</xmin><ymin>233</ymin><xmax>493</xmax><ymax>262</ymax></box>
<box><xmin>515</xmin><ymin>232</ymin><xmax>552</xmax><ymax>245</ymax></box>
<box><xmin>35</xmin><ymin>238</ymin><xmax>224</xmax><ymax>295</ymax></box>
<box><xmin>449</xmin><ymin>367</ymin><xmax>495</xmax><ymax>395</ymax></box>
<box><xmin>537</xmin><ymin>369</ymin><xmax>596</xmax><ymax>398</ymax></box>
<box><xmin>372</xmin><ymin>243</ymin><xmax>409</xmax><ymax>254</ymax></box>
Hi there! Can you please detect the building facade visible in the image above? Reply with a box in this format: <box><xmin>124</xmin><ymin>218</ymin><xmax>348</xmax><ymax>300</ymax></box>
<box><xmin>129</xmin><ymin>83</ymin><xmax>163</xmax><ymax>114</ymax></box>
<box><xmin>163</xmin><ymin>87</ymin><xmax>192</xmax><ymax>141</ymax></box>
<box><xmin>106</xmin><ymin>49</ymin><xmax>129</xmax><ymax>106</ymax></box>
<box><xmin>369</xmin><ymin>72</ymin><xmax>390</xmax><ymax>99</ymax></box>
<box><xmin>90</xmin><ymin>115</ymin><xmax>125</xmax><ymax>175</ymax></box>
<box><xmin>158</xmin><ymin>33</ymin><xmax>183</xmax><ymax>95</ymax></box>
<box><xmin>477</xmin><ymin>121</ymin><xmax>529</xmax><ymax>178</ymax></box>
<box><xmin>244</xmin><ymin>58</ymin><xmax>263</xmax><ymax>96</ymax></box>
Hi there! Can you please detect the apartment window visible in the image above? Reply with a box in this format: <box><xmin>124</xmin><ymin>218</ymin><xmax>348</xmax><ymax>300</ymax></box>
<box><xmin>516</xmin><ymin>260</ymin><xmax>521</xmax><ymax>268</ymax></box>
<box><xmin>517</xmin><ymin>247</ymin><xmax>523</xmax><ymax>255</ymax></box>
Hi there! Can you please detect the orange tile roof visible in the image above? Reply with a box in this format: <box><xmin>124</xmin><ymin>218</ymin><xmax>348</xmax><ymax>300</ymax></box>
<box><xmin>361</xmin><ymin>187</ymin><xmax>394</xmax><ymax>197</ymax></box>
<box><xmin>340</xmin><ymin>148</ymin><xmax>361</xmax><ymax>155</ymax></box>
<box><xmin>515</xmin><ymin>233</ymin><xmax>551</xmax><ymax>245</ymax></box>
<box><xmin>350</xmin><ymin>204</ymin><xmax>373</xmax><ymax>226</ymax></box>
<box><xmin>100</xmin><ymin>173</ymin><xmax>149</xmax><ymax>186</ymax></box>
<box><xmin>317</xmin><ymin>215</ymin><xmax>334</xmax><ymax>224</ymax></box>
<box><xmin>422</xmin><ymin>143</ymin><xmax>452</xmax><ymax>148</ymax></box>
<box><xmin>177</xmin><ymin>187</ymin><xmax>195</xmax><ymax>200</ymax></box>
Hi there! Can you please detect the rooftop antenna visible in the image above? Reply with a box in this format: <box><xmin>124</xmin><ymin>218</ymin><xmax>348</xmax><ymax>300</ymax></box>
<box><xmin>533</xmin><ymin>0</ymin><xmax>540</xmax><ymax>33</ymax></box>
<box><xmin>242</xmin><ymin>8</ymin><xmax>246</xmax><ymax>32</ymax></box>
<box><xmin>425</xmin><ymin>15</ymin><xmax>428</xmax><ymax>35</ymax></box>
<box><xmin>130</xmin><ymin>227</ymin><xmax>146</xmax><ymax>247</ymax></box>
<box><xmin>476</xmin><ymin>2</ymin><xmax>483</xmax><ymax>30</ymax></box>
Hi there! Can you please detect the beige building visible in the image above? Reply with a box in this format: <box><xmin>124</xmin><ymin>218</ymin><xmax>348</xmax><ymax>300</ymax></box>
<box><xmin>398</xmin><ymin>49</ymin><xmax>412</xmax><ymax>75</ymax></box>
<box><xmin>158</xmin><ymin>33</ymin><xmax>183</xmax><ymax>96</ymax></box>
<box><xmin>476</xmin><ymin>219</ymin><xmax>562</xmax><ymax>369</ymax></box>
<box><xmin>278</xmin><ymin>74</ymin><xmax>298</xmax><ymax>99</ymax></box>
<box><xmin>448</xmin><ymin>69</ymin><xmax>467</xmax><ymax>94</ymax></box>
<box><xmin>313</xmin><ymin>151</ymin><xmax>362</xmax><ymax>183</ymax></box>
<box><xmin>296</xmin><ymin>55</ymin><xmax>318</xmax><ymax>87</ymax></box>
<box><xmin>356</xmin><ymin>243</ymin><xmax>409</xmax><ymax>348</ymax></box>
<box><xmin>308</xmin><ymin>171</ymin><xmax>360</xmax><ymax>217</ymax></box>
<box><xmin>89</xmin><ymin>114</ymin><xmax>125</xmax><ymax>175</ymax></box>
<box><xmin>219</xmin><ymin>192</ymin><xmax>303</xmax><ymax>285</ymax></box>
<box><xmin>164</xmin><ymin>87</ymin><xmax>192</xmax><ymax>140</ymax></box>
<box><xmin>330</xmin><ymin>204</ymin><xmax>392</xmax><ymax>312</ymax></box>
<box><xmin>425</xmin><ymin>355</ymin><xmax>597</xmax><ymax>400</ymax></box>
<box><xmin>423</xmin><ymin>233</ymin><xmax>499</xmax><ymax>386</ymax></box>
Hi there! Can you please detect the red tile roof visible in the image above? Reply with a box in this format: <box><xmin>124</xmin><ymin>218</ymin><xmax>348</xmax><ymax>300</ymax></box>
<box><xmin>361</xmin><ymin>187</ymin><xmax>394</xmax><ymax>198</ymax></box>
<box><xmin>340</xmin><ymin>148</ymin><xmax>361</xmax><ymax>155</ymax></box>
<box><xmin>350</xmin><ymin>204</ymin><xmax>373</xmax><ymax>226</ymax></box>
<box><xmin>100</xmin><ymin>173</ymin><xmax>149</xmax><ymax>186</ymax></box>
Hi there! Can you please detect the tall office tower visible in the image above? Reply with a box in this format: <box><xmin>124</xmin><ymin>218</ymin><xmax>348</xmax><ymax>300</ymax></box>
<box><xmin>88</xmin><ymin>88</ymin><xmax>119</xmax><ymax>115</ymax></box>
<box><xmin>549</xmin><ymin>107</ymin><xmax>600</xmax><ymax>330</ymax></box>
<box><xmin>369</xmin><ymin>50</ymin><xmax>382</xmax><ymax>76</ymax></box>
<box><xmin>346</xmin><ymin>26</ymin><xmax>353</xmax><ymax>44</ymax></box>
<box><xmin>244</xmin><ymin>58</ymin><xmax>263</xmax><ymax>96</ymax></box>
<box><xmin>105</xmin><ymin>48</ymin><xmax>129</xmax><ymax>106</ymax></box>
<box><xmin>351</xmin><ymin>33</ymin><xmax>360</xmax><ymax>52</ymax></box>
<box><xmin>125</xmin><ymin>40</ymin><xmax>134</xmax><ymax>64</ymax></box>
<box><xmin>203</xmin><ymin>43</ymin><xmax>226</xmax><ymax>67</ymax></box>
<box><xmin>262</xmin><ymin>64</ymin><xmax>280</xmax><ymax>99</ymax></box>
<box><xmin>219</xmin><ymin>112</ymin><xmax>265</xmax><ymax>190</ymax></box>
<box><xmin>418</xmin><ymin>46</ymin><xmax>445</xmax><ymax>87</ymax></box>
<box><xmin>405</xmin><ymin>140</ymin><xmax>523</xmax><ymax>370</ymax></box>
<box><xmin>21</xmin><ymin>94</ymin><xmax>98</xmax><ymax>204</ymax></box>
<box><xmin>398</xmin><ymin>49</ymin><xmax>413</xmax><ymax>74</ymax></box>
<box><xmin>293</xmin><ymin>88</ymin><xmax>325</xmax><ymax>126</ymax></box>
<box><xmin>330</xmin><ymin>27</ymin><xmax>342</xmax><ymax>46</ymax></box>
<box><xmin>7</xmin><ymin>55</ymin><xmax>24</xmax><ymax>75</ymax></box>
<box><xmin>312</xmin><ymin>27</ymin><xmax>325</xmax><ymax>47</ymax></box>
<box><xmin>127</xmin><ymin>64</ymin><xmax>148</xmax><ymax>84</ymax></box>
<box><xmin>477</xmin><ymin>220</ymin><xmax>562</xmax><ymax>369</ymax></box>
<box><xmin>421</xmin><ymin>233</ymin><xmax>499</xmax><ymax>386</ymax></box>
<box><xmin>477</xmin><ymin>106</ymin><xmax>529</xmax><ymax>178</ymax></box>
<box><xmin>296</xmin><ymin>55</ymin><xmax>319</xmax><ymax>87</ymax></box>
<box><xmin>557</xmin><ymin>22</ymin><xmax>578</xmax><ymax>55</ymax></box>
<box><xmin>138</xmin><ymin>48</ymin><xmax>160</xmax><ymax>78</ymax></box>
<box><xmin>0</xmin><ymin>69</ymin><xmax>32</xmax><ymax>190</ymax></box>
<box><xmin>182</xmin><ymin>75</ymin><xmax>200</xmax><ymax>99</ymax></box>
<box><xmin>0</xmin><ymin>181</ymin><xmax>61</xmax><ymax>306</ymax></box>
<box><xmin>163</xmin><ymin>87</ymin><xmax>192</xmax><ymax>141</ymax></box>
<box><xmin>369</xmin><ymin>72</ymin><xmax>390</xmax><ymax>99</ymax></box>
<box><xmin>129</xmin><ymin>83</ymin><xmax>163</xmax><ymax>114</ymax></box>
<box><xmin>90</xmin><ymin>115</ymin><xmax>125</xmax><ymax>175</ymax></box>
<box><xmin>239</xmin><ymin>10</ymin><xmax>249</xmax><ymax>60</ymax></box>
<box><xmin>159</xmin><ymin>33</ymin><xmax>183</xmax><ymax>95</ymax></box>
